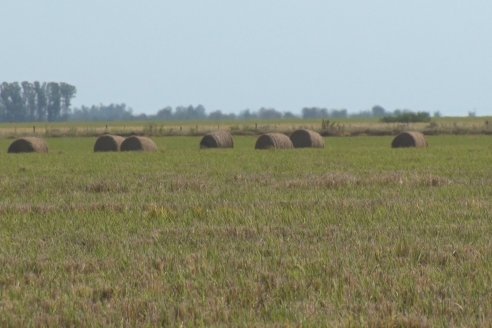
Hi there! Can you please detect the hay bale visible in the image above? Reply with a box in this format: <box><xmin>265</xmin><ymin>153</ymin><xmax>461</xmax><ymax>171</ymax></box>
<box><xmin>121</xmin><ymin>136</ymin><xmax>157</xmax><ymax>152</ymax></box>
<box><xmin>391</xmin><ymin>131</ymin><xmax>428</xmax><ymax>148</ymax></box>
<box><xmin>290</xmin><ymin>129</ymin><xmax>325</xmax><ymax>148</ymax></box>
<box><xmin>8</xmin><ymin>137</ymin><xmax>48</xmax><ymax>153</ymax></box>
<box><xmin>255</xmin><ymin>133</ymin><xmax>293</xmax><ymax>150</ymax></box>
<box><xmin>94</xmin><ymin>134</ymin><xmax>125</xmax><ymax>152</ymax></box>
<box><xmin>200</xmin><ymin>131</ymin><xmax>234</xmax><ymax>149</ymax></box>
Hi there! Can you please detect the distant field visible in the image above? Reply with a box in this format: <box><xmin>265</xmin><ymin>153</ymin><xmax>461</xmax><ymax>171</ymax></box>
<box><xmin>0</xmin><ymin>135</ymin><xmax>491</xmax><ymax>326</ymax></box>
<box><xmin>0</xmin><ymin>116</ymin><xmax>491</xmax><ymax>137</ymax></box>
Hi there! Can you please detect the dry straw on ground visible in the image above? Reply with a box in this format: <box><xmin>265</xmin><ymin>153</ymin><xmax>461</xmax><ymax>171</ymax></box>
<box><xmin>94</xmin><ymin>134</ymin><xmax>125</xmax><ymax>152</ymax></box>
<box><xmin>121</xmin><ymin>136</ymin><xmax>157</xmax><ymax>152</ymax></box>
<box><xmin>290</xmin><ymin>129</ymin><xmax>325</xmax><ymax>148</ymax></box>
<box><xmin>200</xmin><ymin>131</ymin><xmax>234</xmax><ymax>149</ymax></box>
<box><xmin>391</xmin><ymin>131</ymin><xmax>428</xmax><ymax>148</ymax></box>
<box><xmin>8</xmin><ymin>137</ymin><xmax>48</xmax><ymax>153</ymax></box>
<box><xmin>255</xmin><ymin>133</ymin><xmax>294</xmax><ymax>150</ymax></box>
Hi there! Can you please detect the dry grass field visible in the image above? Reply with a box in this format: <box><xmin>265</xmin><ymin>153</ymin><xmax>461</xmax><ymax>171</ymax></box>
<box><xmin>0</xmin><ymin>116</ymin><xmax>491</xmax><ymax>138</ymax></box>
<box><xmin>0</xmin><ymin>133</ymin><xmax>491</xmax><ymax>326</ymax></box>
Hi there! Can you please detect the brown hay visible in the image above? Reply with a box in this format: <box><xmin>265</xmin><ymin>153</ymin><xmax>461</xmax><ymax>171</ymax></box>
<box><xmin>121</xmin><ymin>136</ymin><xmax>157</xmax><ymax>152</ymax></box>
<box><xmin>391</xmin><ymin>131</ymin><xmax>428</xmax><ymax>148</ymax></box>
<box><xmin>200</xmin><ymin>131</ymin><xmax>234</xmax><ymax>149</ymax></box>
<box><xmin>255</xmin><ymin>133</ymin><xmax>293</xmax><ymax>150</ymax></box>
<box><xmin>290</xmin><ymin>129</ymin><xmax>325</xmax><ymax>148</ymax></box>
<box><xmin>8</xmin><ymin>137</ymin><xmax>48</xmax><ymax>153</ymax></box>
<box><xmin>94</xmin><ymin>134</ymin><xmax>125</xmax><ymax>152</ymax></box>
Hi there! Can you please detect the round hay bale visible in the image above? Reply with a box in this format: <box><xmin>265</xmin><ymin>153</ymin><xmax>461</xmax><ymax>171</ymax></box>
<box><xmin>391</xmin><ymin>131</ymin><xmax>428</xmax><ymax>148</ymax></box>
<box><xmin>94</xmin><ymin>134</ymin><xmax>125</xmax><ymax>152</ymax></box>
<box><xmin>200</xmin><ymin>131</ymin><xmax>234</xmax><ymax>149</ymax></box>
<box><xmin>121</xmin><ymin>136</ymin><xmax>157</xmax><ymax>152</ymax></box>
<box><xmin>255</xmin><ymin>133</ymin><xmax>293</xmax><ymax>150</ymax></box>
<box><xmin>290</xmin><ymin>129</ymin><xmax>325</xmax><ymax>148</ymax></box>
<box><xmin>8</xmin><ymin>137</ymin><xmax>48</xmax><ymax>153</ymax></box>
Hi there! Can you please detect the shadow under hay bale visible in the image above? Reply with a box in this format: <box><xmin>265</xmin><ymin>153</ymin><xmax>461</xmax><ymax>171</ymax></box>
<box><xmin>255</xmin><ymin>133</ymin><xmax>293</xmax><ymax>150</ymax></box>
<box><xmin>94</xmin><ymin>134</ymin><xmax>125</xmax><ymax>152</ymax></box>
<box><xmin>391</xmin><ymin>131</ymin><xmax>428</xmax><ymax>148</ymax></box>
<box><xmin>200</xmin><ymin>131</ymin><xmax>234</xmax><ymax>149</ymax></box>
<box><xmin>121</xmin><ymin>136</ymin><xmax>157</xmax><ymax>152</ymax></box>
<box><xmin>290</xmin><ymin>129</ymin><xmax>325</xmax><ymax>148</ymax></box>
<box><xmin>8</xmin><ymin>137</ymin><xmax>48</xmax><ymax>153</ymax></box>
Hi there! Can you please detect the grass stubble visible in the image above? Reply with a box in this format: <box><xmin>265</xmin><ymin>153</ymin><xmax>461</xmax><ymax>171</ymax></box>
<box><xmin>0</xmin><ymin>135</ymin><xmax>491</xmax><ymax>326</ymax></box>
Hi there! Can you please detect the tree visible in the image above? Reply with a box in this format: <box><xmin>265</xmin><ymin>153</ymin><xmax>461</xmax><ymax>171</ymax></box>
<box><xmin>155</xmin><ymin>106</ymin><xmax>173</xmax><ymax>120</ymax></box>
<box><xmin>59</xmin><ymin>82</ymin><xmax>77</xmax><ymax>120</ymax></box>
<box><xmin>33</xmin><ymin>81</ymin><xmax>47</xmax><ymax>121</ymax></box>
<box><xmin>258</xmin><ymin>107</ymin><xmax>282</xmax><ymax>119</ymax></box>
<box><xmin>0</xmin><ymin>81</ymin><xmax>75</xmax><ymax>122</ymax></box>
<box><xmin>0</xmin><ymin>99</ymin><xmax>5</xmax><ymax>119</ymax></box>
<box><xmin>283</xmin><ymin>111</ymin><xmax>298</xmax><ymax>119</ymax></box>
<box><xmin>0</xmin><ymin>82</ymin><xmax>11</xmax><ymax>121</ymax></box>
<box><xmin>302</xmin><ymin>107</ymin><xmax>328</xmax><ymax>119</ymax></box>
<box><xmin>208</xmin><ymin>110</ymin><xmax>225</xmax><ymax>120</ymax></box>
<box><xmin>46</xmin><ymin>82</ymin><xmax>61</xmax><ymax>121</ymax></box>
<box><xmin>0</xmin><ymin>82</ymin><xmax>24</xmax><ymax>121</ymax></box>
<box><xmin>350</xmin><ymin>110</ymin><xmax>372</xmax><ymax>118</ymax></box>
<box><xmin>238</xmin><ymin>109</ymin><xmax>256</xmax><ymax>120</ymax></box>
<box><xmin>21</xmin><ymin>82</ymin><xmax>37</xmax><ymax>121</ymax></box>
<box><xmin>371</xmin><ymin>105</ymin><xmax>386</xmax><ymax>118</ymax></box>
<box><xmin>331</xmin><ymin>109</ymin><xmax>348</xmax><ymax>119</ymax></box>
<box><xmin>70</xmin><ymin>103</ymin><xmax>134</xmax><ymax>121</ymax></box>
<box><xmin>174</xmin><ymin>105</ymin><xmax>207</xmax><ymax>120</ymax></box>
<box><xmin>195</xmin><ymin>104</ymin><xmax>207</xmax><ymax>119</ymax></box>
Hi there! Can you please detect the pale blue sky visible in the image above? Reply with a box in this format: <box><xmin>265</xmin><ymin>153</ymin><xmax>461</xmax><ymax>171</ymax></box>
<box><xmin>2</xmin><ymin>1</ymin><xmax>492</xmax><ymax>116</ymax></box>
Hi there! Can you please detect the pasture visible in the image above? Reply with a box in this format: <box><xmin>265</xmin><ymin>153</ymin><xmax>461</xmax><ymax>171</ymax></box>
<box><xmin>0</xmin><ymin>134</ymin><xmax>491</xmax><ymax>326</ymax></box>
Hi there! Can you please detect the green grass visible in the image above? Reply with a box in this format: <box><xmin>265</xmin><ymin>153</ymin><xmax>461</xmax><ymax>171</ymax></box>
<box><xmin>0</xmin><ymin>135</ymin><xmax>491</xmax><ymax>326</ymax></box>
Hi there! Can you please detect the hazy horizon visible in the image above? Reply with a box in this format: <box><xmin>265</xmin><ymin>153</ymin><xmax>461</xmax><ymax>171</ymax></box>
<box><xmin>2</xmin><ymin>1</ymin><xmax>492</xmax><ymax>116</ymax></box>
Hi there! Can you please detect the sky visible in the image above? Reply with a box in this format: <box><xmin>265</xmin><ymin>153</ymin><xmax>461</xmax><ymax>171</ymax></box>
<box><xmin>2</xmin><ymin>0</ymin><xmax>492</xmax><ymax>116</ymax></box>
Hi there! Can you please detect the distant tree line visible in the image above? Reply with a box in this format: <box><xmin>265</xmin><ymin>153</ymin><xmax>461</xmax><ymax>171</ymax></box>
<box><xmin>152</xmin><ymin>105</ymin><xmax>384</xmax><ymax>121</ymax></box>
<box><xmin>0</xmin><ymin>82</ymin><xmax>76</xmax><ymax>122</ymax></box>
<box><xmin>70</xmin><ymin>105</ymin><xmax>302</xmax><ymax>122</ymax></box>
<box><xmin>1</xmin><ymin>82</ymin><xmax>439</xmax><ymax>122</ymax></box>
<box><xmin>70</xmin><ymin>103</ymin><xmax>136</xmax><ymax>121</ymax></box>
<box><xmin>381</xmin><ymin>111</ymin><xmax>432</xmax><ymax>123</ymax></box>
<box><xmin>154</xmin><ymin>106</ymin><xmax>299</xmax><ymax>121</ymax></box>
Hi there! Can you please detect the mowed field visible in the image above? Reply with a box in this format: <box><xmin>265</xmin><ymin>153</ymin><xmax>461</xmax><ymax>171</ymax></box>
<box><xmin>0</xmin><ymin>134</ymin><xmax>491</xmax><ymax>326</ymax></box>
